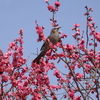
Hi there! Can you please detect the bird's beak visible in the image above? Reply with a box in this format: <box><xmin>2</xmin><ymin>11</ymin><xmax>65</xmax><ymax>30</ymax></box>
<box><xmin>58</xmin><ymin>27</ymin><xmax>61</xmax><ymax>29</ymax></box>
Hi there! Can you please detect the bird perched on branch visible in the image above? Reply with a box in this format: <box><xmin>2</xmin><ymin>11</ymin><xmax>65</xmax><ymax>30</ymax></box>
<box><xmin>33</xmin><ymin>27</ymin><xmax>61</xmax><ymax>64</ymax></box>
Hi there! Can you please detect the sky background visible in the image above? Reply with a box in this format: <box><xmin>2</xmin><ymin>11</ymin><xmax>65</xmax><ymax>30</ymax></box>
<box><xmin>0</xmin><ymin>0</ymin><xmax>100</xmax><ymax>99</ymax></box>
<box><xmin>0</xmin><ymin>0</ymin><xmax>100</xmax><ymax>57</ymax></box>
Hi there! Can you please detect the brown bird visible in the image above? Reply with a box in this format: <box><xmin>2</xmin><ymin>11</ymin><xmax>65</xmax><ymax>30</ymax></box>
<box><xmin>33</xmin><ymin>27</ymin><xmax>61</xmax><ymax>64</ymax></box>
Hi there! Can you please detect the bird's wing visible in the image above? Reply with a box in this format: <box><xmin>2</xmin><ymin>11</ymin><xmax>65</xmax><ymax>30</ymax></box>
<box><xmin>40</xmin><ymin>35</ymin><xmax>51</xmax><ymax>51</ymax></box>
<box><xmin>40</xmin><ymin>42</ymin><xmax>45</xmax><ymax>51</ymax></box>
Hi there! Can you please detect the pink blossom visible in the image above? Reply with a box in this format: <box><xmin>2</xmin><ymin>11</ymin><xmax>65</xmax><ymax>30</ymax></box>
<box><xmin>73</xmin><ymin>96</ymin><xmax>81</xmax><ymax>100</ymax></box>
<box><xmin>68</xmin><ymin>92</ymin><xmax>74</xmax><ymax>98</ymax></box>
<box><xmin>91</xmin><ymin>90</ymin><xmax>95</xmax><ymax>94</ymax></box>
<box><xmin>96</xmin><ymin>94</ymin><xmax>98</xmax><ymax>98</ymax></box>
<box><xmin>46</xmin><ymin>49</ymin><xmax>52</xmax><ymax>56</ymax></box>
<box><xmin>84</xmin><ymin>12</ymin><xmax>89</xmax><ymax>16</ymax></box>
<box><xmin>89</xmin><ymin>32</ymin><xmax>94</xmax><ymax>36</ymax></box>
<box><xmin>50</xmin><ymin>85</ymin><xmax>57</xmax><ymax>90</ymax></box>
<box><xmin>57</xmin><ymin>52</ymin><xmax>65</xmax><ymax>57</ymax></box>
<box><xmin>9</xmin><ymin>42</ymin><xmax>16</xmax><ymax>48</ymax></box>
<box><xmin>94</xmin><ymin>43</ymin><xmax>97</xmax><ymax>47</ymax></box>
<box><xmin>5</xmin><ymin>51</ymin><xmax>12</xmax><ymax>56</ymax></box>
<box><xmin>22</xmin><ymin>76</ymin><xmax>27</xmax><ymax>79</ymax></box>
<box><xmin>95</xmin><ymin>32</ymin><xmax>100</xmax><ymax>42</ymax></box>
<box><xmin>66</xmin><ymin>44</ymin><xmax>75</xmax><ymax>51</ymax></box>
<box><xmin>89</xmin><ymin>43</ymin><xmax>92</xmax><ymax>46</ymax></box>
<box><xmin>66</xmin><ymin>79</ymin><xmax>70</xmax><ymax>83</ymax></box>
<box><xmin>76</xmin><ymin>73</ymin><xmax>84</xmax><ymax>79</ymax></box>
<box><xmin>71</xmin><ymin>27</ymin><xmax>76</xmax><ymax>30</ymax></box>
<box><xmin>51</xmin><ymin>22</ymin><xmax>57</xmax><ymax>27</ymax></box>
<box><xmin>6</xmin><ymin>65</ymin><xmax>13</xmax><ymax>73</ymax></box>
<box><xmin>24</xmin><ymin>80</ymin><xmax>28</xmax><ymax>86</ymax></box>
<box><xmin>60</xmin><ymin>33</ymin><xmax>67</xmax><ymax>38</ymax></box>
<box><xmin>74</xmin><ymin>23</ymin><xmax>80</xmax><ymax>27</ymax></box>
<box><xmin>89</xmin><ymin>7</ymin><xmax>93</xmax><ymax>12</ymax></box>
<box><xmin>32</xmin><ymin>93</ymin><xmax>41</xmax><ymax>100</ymax></box>
<box><xmin>0</xmin><ymin>66</ymin><xmax>5</xmax><ymax>74</ymax></box>
<box><xmin>56</xmin><ymin>42</ymin><xmax>62</xmax><ymax>48</ymax></box>
<box><xmin>36</xmin><ymin>26</ymin><xmax>43</xmax><ymax>34</ymax></box>
<box><xmin>70</xmin><ymin>66</ymin><xmax>76</xmax><ymax>70</ymax></box>
<box><xmin>88</xmin><ymin>17</ymin><xmax>93</xmax><ymax>21</ymax></box>
<box><xmin>54</xmin><ymin>69</ymin><xmax>61</xmax><ymax>78</ymax></box>
<box><xmin>91</xmin><ymin>22</ymin><xmax>95</xmax><ymax>25</ymax></box>
<box><xmin>54</xmin><ymin>1</ymin><xmax>60</xmax><ymax>7</ymax></box>
<box><xmin>22</xmin><ymin>66</ymin><xmax>28</xmax><ymax>73</ymax></box>
<box><xmin>2</xmin><ymin>75</ymin><xmax>8</xmax><ymax>82</ymax></box>
<box><xmin>51</xmin><ymin>54</ymin><xmax>58</xmax><ymax>60</ymax></box>
<box><xmin>80</xmin><ymin>39</ymin><xmax>85</xmax><ymax>44</ymax></box>
<box><xmin>35</xmin><ymin>26</ymin><xmax>45</xmax><ymax>41</ymax></box>
<box><xmin>47</xmin><ymin>5</ymin><xmax>54</xmax><ymax>12</ymax></box>
<box><xmin>45</xmin><ymin>0</ymin><xmax>48</xmax><ymax>3</ymax></box>
<box><xmin>90</xmin><ymin>27</ymin><xmax>95</xmax><ymax>32</ymax></box>
<box><xmin>18</xmin><ymin>29</ymin><xmax>23</xmax><ymax>35</ymax></box>
<box><xmin>66</xmin><ymin>72</ymin><xmax>72</xmax><ymax>79</ymax></box>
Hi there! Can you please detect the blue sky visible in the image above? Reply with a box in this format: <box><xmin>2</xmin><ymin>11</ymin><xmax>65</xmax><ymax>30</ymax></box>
<box><xmin>0</xmin><ymin>0</ymin><xmax>100</xmax><ymax>99</ymax></box>
<box><xmin>0</xmin><ymin>0</ymin><xmax>100</xmax><ymax>58</ymax></box>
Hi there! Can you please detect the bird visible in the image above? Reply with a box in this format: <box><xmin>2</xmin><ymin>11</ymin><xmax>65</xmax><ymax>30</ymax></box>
<box><xmin>33</xmin><ymin>27</ymin><xmax>61</xmax><ymax>64</ymax></box>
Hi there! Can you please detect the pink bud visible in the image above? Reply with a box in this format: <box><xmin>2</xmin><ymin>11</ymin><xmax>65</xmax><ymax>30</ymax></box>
<box><xmin>18</xmin><ymin>29</ymin><xmax>23</xmax><ymax>35</ymax></box>
<box><xmin>47</xmin><ymin>5</ymin><xmax>54</xmax><ymax>12</ymax></box>
<box><xmin>88</xmin><ymin>17</ymin><xmax>93</xmax><ymax>21</ymax></box>
<box><xmin>45</xmin><ymin>0</ymin><xmax>48</xmax><ymax>3</ymax></box>
<box><xmin>74</xmin><ymin>23</ymin><xmax>80</xmax><ymax>27</ymax></box>
<box><xmin>54</xmin><ymin>1</ymin><xmax>60</xmax><ymax>7</ymax></box>
<box><xmin>91</xmin><ymin>90</ymin><xmax>94</xmax><ymax>94</ymax></box>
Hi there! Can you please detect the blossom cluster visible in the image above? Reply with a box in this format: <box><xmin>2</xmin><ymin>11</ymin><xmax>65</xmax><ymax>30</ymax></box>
<box><xmin>35</xmin><ymin>21</ymin><xmax>46</xmax><ymax>42</ymax></box>
<box><xmin>0</xmin><ymin>1</ymin><xmax>100</xmax><ymax>100</ymax></box>
<box><xmin>32</xmin><ymin>6</ymin><xmax>100</xmax><ymax>100</ymax></box>
<box><xmin>0</xmin><ymin>29</ymin><xmax>28</xmax><ymax>99</ymax></box>
<box><xmin>45</xmin><ymin>0</ymin><xmax>61</xmax><ymax>27</ymax></box>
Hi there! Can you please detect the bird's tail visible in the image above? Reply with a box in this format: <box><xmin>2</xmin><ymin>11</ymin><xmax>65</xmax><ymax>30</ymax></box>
<box><xmin>32</xmin><ymin>50</ymin><xmax>46</xmax><ymax>64</ymax></box>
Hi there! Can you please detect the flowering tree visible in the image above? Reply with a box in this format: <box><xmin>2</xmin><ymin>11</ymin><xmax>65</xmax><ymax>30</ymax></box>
<box><xmin>0</xmin><ymin>0</ymin><xmax>100</xmax><ymax>100</ymax></box>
